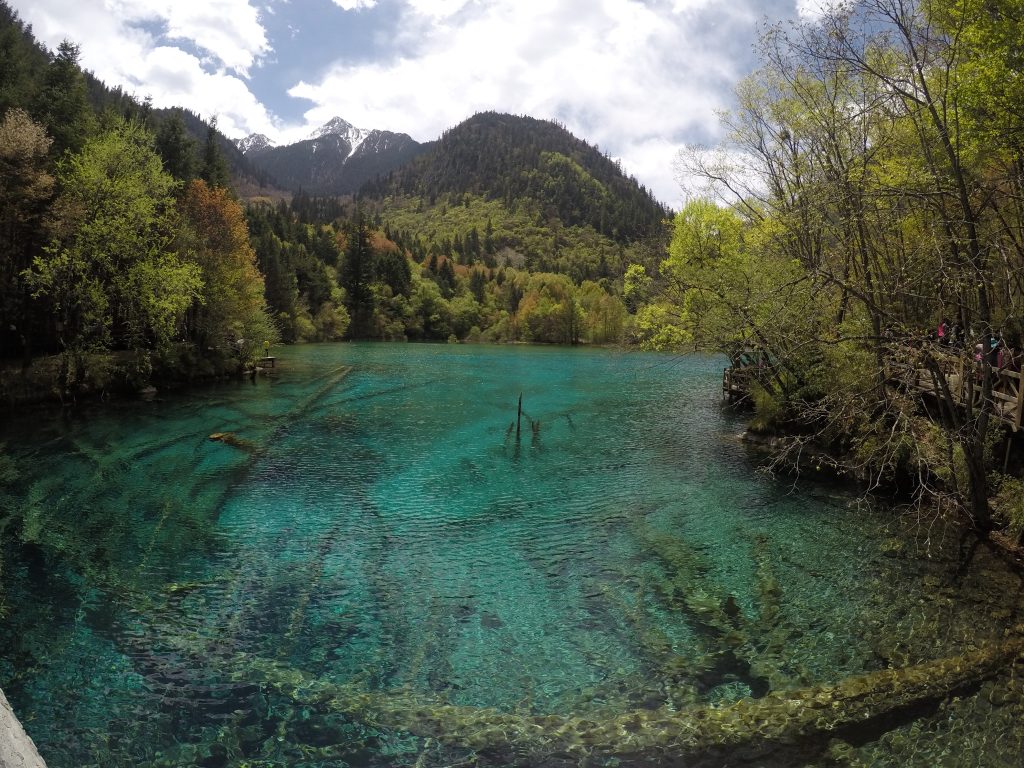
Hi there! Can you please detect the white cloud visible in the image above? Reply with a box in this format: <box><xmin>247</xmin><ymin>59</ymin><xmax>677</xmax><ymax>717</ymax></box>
<box><xmin>7</xmin><ymin>0</ymin><xmax>807</xmax><ymax>204</ymax></box>
<box><xmin>286</xmin><ymin>0</ymin><xmax>772</xmax><ymax>205</ymax></box>
<box><xmin>331</xmin><ymin>0</ymin><xmax>379</xmax><ymax>10</ymax></box>
<box><xmin>9</xmin><ymin>0</ymin><xmax>277</xmax><ymax>135</ymax></box>
<box><xmin>794</xmin><ymin>0</ymin><xmax>852</xmax><ymax>21</ymax></box>
<box><xmin>104</xmin><ymin>0</ymin><xmax>271</xmax><ymax>76</ymax></box>
<box><xmin>406</xmin><ymin>0</ymin><xmax>472</xmax><ymax>18</ymax></box>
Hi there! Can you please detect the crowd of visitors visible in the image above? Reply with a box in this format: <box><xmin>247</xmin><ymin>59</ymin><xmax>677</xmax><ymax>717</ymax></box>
<box><xmin>933</xmin><ymin>318</ymin><xmax>1022</xmax><ymax>396</ymax></box>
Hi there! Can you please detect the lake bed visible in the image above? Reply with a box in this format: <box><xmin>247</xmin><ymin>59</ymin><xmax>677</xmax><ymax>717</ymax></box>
<box><xmin>0</xmin><ymin>343</ymin><xmax>1021</xmax><ymax>767</ymax></box>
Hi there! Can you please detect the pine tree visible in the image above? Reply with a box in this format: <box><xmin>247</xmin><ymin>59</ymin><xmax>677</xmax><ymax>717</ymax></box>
<box><xmin>155</xmin><ymin>110</ymin><xmax>197</xmax><ymax>182</ymax></box>
<box><xmin>0</xmin><ymin>2</ymin><xmax>48</xmax><ymax>115</ymax></box>
<box><xmin>339</xmin><ymin>214</ymin><xmax>376</xmax><ymax>337</ymax></box>
<box><xmin>33</xmin><ymin>40</ymin><xmax>95</xmax><ymax>157</ymax></box>
<box><xmin>199</xmin><ymin>118</ymin><xmax>230</xmax><ymax>189</ymax></box>
<box><xmin>0</xmin><ymin>108</ymin><xmax>53</xmax><ymax>360</ymax></box>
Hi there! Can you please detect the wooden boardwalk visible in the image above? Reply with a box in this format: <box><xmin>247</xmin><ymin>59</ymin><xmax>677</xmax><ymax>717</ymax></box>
<box><xmin>887</xmin><ymin>351</ymin><xmax>1023</xmax><ymax>432</ymax></box>
<box><xmin>722</xmin><ymin>365</ymin><xmax>755</xmax><ymax>403</ymax></box>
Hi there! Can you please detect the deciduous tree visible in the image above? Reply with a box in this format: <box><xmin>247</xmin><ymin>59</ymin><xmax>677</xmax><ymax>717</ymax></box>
<box><xmin>25</xmin><ymin>120</ymin><xmax>200</xmax><ymax>392</ymax></box>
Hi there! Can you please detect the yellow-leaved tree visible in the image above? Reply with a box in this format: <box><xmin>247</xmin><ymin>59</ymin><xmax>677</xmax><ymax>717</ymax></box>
<box><xmin>179</xmin><ymin>180</ymin><xmax>278</xmax><ymax>370</ymax></box>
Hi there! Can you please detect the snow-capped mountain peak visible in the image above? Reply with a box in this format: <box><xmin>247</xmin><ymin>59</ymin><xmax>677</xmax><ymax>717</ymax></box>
<box><xmin>236</xmin><ymin>133</ymin><xmax>274</xmax><ymax>154</ymax></box>
<box><xmin>309</xmin><ymin>117</ymin><xmax>371</xmax><ymax>158</ymax></box>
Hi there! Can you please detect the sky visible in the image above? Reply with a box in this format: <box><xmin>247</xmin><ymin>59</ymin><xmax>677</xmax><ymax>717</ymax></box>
<box><xmin>10</xmin><ymin>0</ymin><xmax>830</xmax><ymax>207</ymax></box>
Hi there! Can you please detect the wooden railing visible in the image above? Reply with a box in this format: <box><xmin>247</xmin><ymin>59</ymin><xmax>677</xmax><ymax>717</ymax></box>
<box><xmin>723</xmin><ymin>366</ymin><xmax>756</xmax><ymax>403</ymax></box>
<box><xmin>884</xmin><ymin>349</ymin><xmax>1023</xmax><ymax>432</ymax></box>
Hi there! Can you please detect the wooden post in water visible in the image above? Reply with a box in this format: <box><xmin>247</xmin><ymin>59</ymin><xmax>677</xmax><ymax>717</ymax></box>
<box><xmin>516</xmin><ymin>393</ymin><xmax>522</xmax><ymax>442</ymax></box>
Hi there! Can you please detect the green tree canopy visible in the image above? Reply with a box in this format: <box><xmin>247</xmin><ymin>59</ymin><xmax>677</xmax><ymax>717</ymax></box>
<box><xmin>32</xmin><ymin>39</ymin><xmax>95</xmax><ymax>158</ymax></box>
<box><xmin>25</xmin><ymin>119</ymin><xmax>201</xmax><ymax>391</ymax></box>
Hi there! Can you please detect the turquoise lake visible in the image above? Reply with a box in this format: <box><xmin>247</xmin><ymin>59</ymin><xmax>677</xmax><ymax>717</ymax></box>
<box><xmin>0</xmin><ymin>343</ymin><xmax>1022</xmax><ymax>767</ymax></box>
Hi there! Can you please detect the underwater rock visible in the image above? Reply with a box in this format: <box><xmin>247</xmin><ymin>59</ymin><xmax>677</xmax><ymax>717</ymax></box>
<box><xmin>879</xmin><ymin>538</ymin><xmax>905</xmax><ymax>558</ymax></box>
<box><xmin>706</xmin><ymin>680</ymin><xmax>753</xmax><ymax>705</ymax></box>
<box><xmin>480</xmin><ymin>611</ymin><xmax>504</xmax><ymax>629</ymax></box>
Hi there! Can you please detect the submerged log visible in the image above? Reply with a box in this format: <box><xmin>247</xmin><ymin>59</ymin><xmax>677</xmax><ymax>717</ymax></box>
<box><xmin>239</xmin><ymin>633</ymin><xmax>1024</xmax><ymax>761</ymax></box>
<box><xmin>207</xmin><ymin>432</ymin><xmax>258</xmax><ymax>453</ymax></box>
<box><xmin>208</xmin><ymin>366</ymin><xmax>353</xmax><ymax>455</ymax></box>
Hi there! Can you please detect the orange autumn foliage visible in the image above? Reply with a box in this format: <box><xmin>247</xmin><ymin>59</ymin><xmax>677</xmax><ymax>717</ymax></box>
<box><xmin>180</xmin><ymin>180</ymin><xmax>273</xmax><ymax>348</ymax></box>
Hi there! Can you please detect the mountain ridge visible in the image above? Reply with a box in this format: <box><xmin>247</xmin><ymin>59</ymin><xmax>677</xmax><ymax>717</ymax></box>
<box><xmin>361</xmin><ymin>111</ymin><xmax>668</xmax><ymax>244</ymax></box>
<box><xmin>237</xmin><ymin>116</ymin><xmax>426</xmax><ymax>195</ymax></box>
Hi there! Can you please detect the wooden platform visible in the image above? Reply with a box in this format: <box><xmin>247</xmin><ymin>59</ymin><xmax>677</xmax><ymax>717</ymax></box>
<box><xmin>887</xmin><ymin>350</ymin><xmax>1023</xmax><ymax>432</ymax></box>
<box><xmin>722</xmin><ymin>366</ymin><xmax>755</xmax><ymax>403</ymax></box>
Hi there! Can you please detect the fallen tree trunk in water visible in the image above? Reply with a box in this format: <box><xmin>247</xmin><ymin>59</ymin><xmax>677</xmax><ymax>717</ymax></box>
<box><xmin>239</xmin><ymin>633</ymin><xmax>1024</xmax><ymax>761</ymax></box>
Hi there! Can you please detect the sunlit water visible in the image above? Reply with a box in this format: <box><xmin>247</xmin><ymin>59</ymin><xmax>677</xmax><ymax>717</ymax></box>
<box><xmin>0</xmin><ymin>343</ymin><xmax>1022</xmax><ymax>767</ymax></box>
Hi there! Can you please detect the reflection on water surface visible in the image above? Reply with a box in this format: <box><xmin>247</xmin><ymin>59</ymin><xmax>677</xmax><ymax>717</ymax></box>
<box><xmin>0</xmin><ymin>343</ymin><xmax>1021</xmax><ymax>767</ymax></box>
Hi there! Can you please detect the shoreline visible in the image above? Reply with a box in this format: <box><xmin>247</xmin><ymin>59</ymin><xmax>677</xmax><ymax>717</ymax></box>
<box><xmin>0</xmin><ymin>688</ymin><xmax>46</xmax><ymax>768</ymax></box>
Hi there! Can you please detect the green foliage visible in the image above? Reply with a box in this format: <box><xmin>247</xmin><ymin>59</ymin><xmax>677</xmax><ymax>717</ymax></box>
<box><xmin>340</xmin><ymin>215</ymin><xmax>378</xmax><ymax>337</ymax></box>
<box><xmin>635</xmin><ymin>302</ymin><xmax>691</xmax><ymax>349</ymax></box>
<box><xmin>25</xmin><ymin>119</ymin><xmax>201</xmax><ymax>387</ymax></box>
<box><xmin>623</xmin><ymin>263</ymin><xmax>653</xmax><ymax>309</ymax></box>
<box><xmin>0</xmin><ymin>108</ymin><xmax>53</xmax><ymax>358</ymax></box>
<box><xmin>578</xmin><ymin>280</ymin><xmax>627</xmax><ymax>344</ymax></box>
<box><xmin>247</xmin><ymin>202</ymin><xmax>348</xmax><ymax>343</ymax></box>
<box><xmin>635</xmin><ymin>200</ymin><xmax>812</xmax><ymax>357</ymax></box>
<box><xmin>668</xmin><ymin>199</ymin><xmax>744</xmax><ymax>267</ymax></box>
<box><xmin>991</xmin><ymin>477</ymin><xmax>1024</xmax><ymax>540</ymax></box>
<box><xmin>749</xmin><ymin>384</ymin><xmax>783</xmax><ymax>433</ymax></box>
<box><xmin>363</xmin><ymin>111</ymin><xmax>668</xmax><ymax>243</ymax></box>
<box><xmin>199</xmin><ymin>119</ymin><xmax>230</xmax><ymax>189</ymax></box>
<box><xmin>32</xmin><ymin>39</ymin><xmax>96</xmax><ymax>158</ymax></box>
<box><xmin>313</xmin><ymin>301</ymin><xmax>350</xmax><ymax>341</ymax></box>
<box><xmin>0</xmin><ymin>442</ymin><xmax>17</xmax><ymax>488</ymax></box>
<box><xmin>371</xmin><ymin>193</ymin><xmax>629</xmax><ymax>282</ymax></box>
<box><xmin>180</xmin><ymin>180</ymin><xmax>279</xmax><ymax>363</ymax></box>
<box><xmin>154</xmin><ymin>109</ymin><xmax>197</xmax><ymax>182</ymax></box>
<box><xmin>517</xmin><ymin>273</ymin><xmax>581</xmax><ymax>344</ymax></box>
<box><xmin>644</xmin><ymin>0</ymin><xmax>1024</xmax><ymax>529</ymax></box>
<box><xmin>250</xmin><ymin>192</ymin><xmax>634</xmax><ymax>345</ymax></box>
<box><xmin>0</xmin><ymin>2</ymin><xmax>49</xmax><ymax>116</ymax></box>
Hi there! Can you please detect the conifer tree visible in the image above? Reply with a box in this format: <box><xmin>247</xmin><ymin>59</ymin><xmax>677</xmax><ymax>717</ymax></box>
<box><xmin>0</xmin><ymin>108</ymin><xmax>53</xmax><ymax>360</ymax></box>
<box><xmin>33</xmin><ymin>39</ymin><xmax>95</xmax><ymax>157</ymax></box>
<box><xmin>199</xmin><ymin>118</ymin><xmax>230</xmax><ymax>189</ymax></box>
<box><xmin>339</xmin><ymin>213</ymin><xmax>376</xmax><ymax>337</ymax></box>
<box><xmin>155</xmin><ymin>111</ymin><xmax>197</xmax><ymax>182</ymax></box>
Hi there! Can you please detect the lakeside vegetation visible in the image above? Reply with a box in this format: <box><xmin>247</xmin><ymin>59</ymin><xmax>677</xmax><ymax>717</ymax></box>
<box><xmin>4</xmin><ymin>1</ymin><xmax>1024</xmax><ymax>764</ymax></box>
<box><xmin>630</xmin><ymin>0</ymin><xmax>1024</xmax><ymax>540</ymax></box>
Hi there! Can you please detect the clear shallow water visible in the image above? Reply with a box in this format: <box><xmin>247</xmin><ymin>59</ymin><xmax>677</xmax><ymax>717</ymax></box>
<box><xmin>0</xmin><ymin>343</ymin><xmax>1022</xmax><ymax>767</ymax></box>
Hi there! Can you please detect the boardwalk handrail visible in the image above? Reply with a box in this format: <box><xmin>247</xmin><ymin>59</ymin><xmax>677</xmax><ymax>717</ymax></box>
<box><xmin>723</xmin><ymin>364</ymin><xmax>759</xmax><ymax>403</ymax></box>
<box><xmin>884</xmin><ymin>344</ymin><xmax>1023</xmax><ymax>432</ymax></box>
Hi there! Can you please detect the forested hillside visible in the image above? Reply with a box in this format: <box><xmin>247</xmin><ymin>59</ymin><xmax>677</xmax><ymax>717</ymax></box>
<box><xmin>334</xmin><ymin>112</ymin><xmax>670</xmax><ymax>344</ymax></box>
<box><xmin>363</xmin><ymin>112</ymin><xmax>667</xmax><ymax>242</ymax></box>
<box><xmin>0</xmin><ymin>1</ymin><xmax>277</xmax><ymax>401</ymax></box>
<box><xmin>240</xmin><ymin>112</ymin><xmax>670</xmax><ymax>347</ymax></box>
